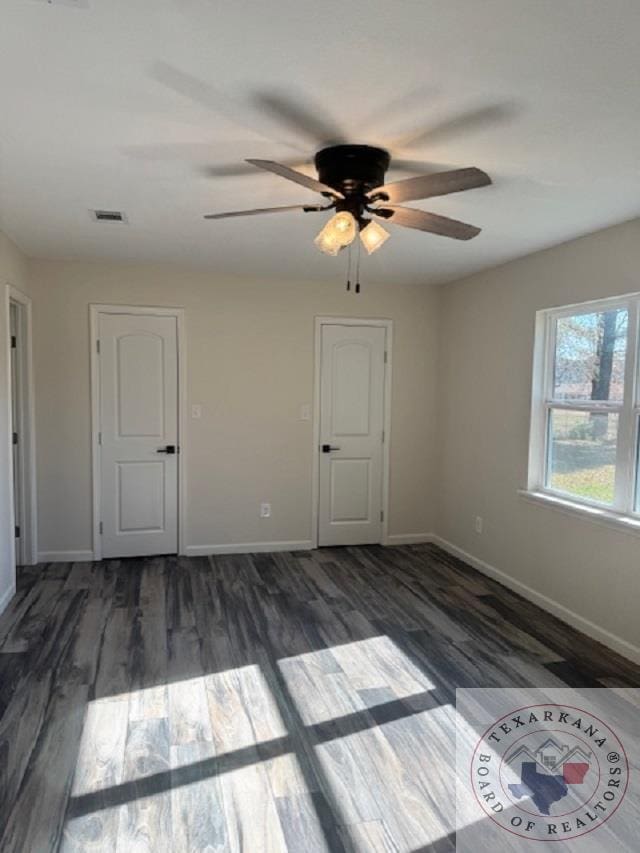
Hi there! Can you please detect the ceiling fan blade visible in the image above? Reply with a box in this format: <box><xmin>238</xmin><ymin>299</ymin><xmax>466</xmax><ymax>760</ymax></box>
<box><xmin>390</xmin><ymin>102</ymin><xmax>518</xmax><ymax>150</ymax></box>
<box><xmin>375</xmin><ymin>205</ymin><xmax>481</xmax><ymax>240</ymax></box>
<box><xmin>203</xmin><ymin>158</ymin><xmax>310</xmax><ymax>178</ymax></box>
<box><xmin>370</xmin><ymin>167</ymin><xmax>491</xmax><ymax>204</ymax></box>
<box><xmin>386</xmin><ymin>158</ymin><xmax>455</xmax><ymax>176</ymax></box>
<box><xmin>246</xmin><ymin>159</ymin><xmax>344</xmax><ymax>198</ymax></box>
<box><xmin>204</xmin><ymin>204</ymin><xmax>326</xmax><ymax>220</ymax></box>
<box><xmin>252</xmin><ymin>91</ymin><xmax>346</xmax><ymax>147</ymax></box>
<box><xmin>150</xmin><ymin>63</ymin><xmax>307</xmax><ymax>154</ymax></box>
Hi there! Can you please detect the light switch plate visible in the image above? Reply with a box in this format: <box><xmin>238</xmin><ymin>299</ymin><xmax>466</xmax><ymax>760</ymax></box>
<box><xmin>300</xmin><ymin>403</ymin><xmax>311</xmax><ymax>421</ymax></box>
<box><xmin>191</xmin><ymin>404</ymin><xmax>202</xmax><ymax>419</ymax></box>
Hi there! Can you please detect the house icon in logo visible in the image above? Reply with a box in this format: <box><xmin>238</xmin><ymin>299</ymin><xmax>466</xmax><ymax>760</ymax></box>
<box><xmin>505</xmin><ymin>738</ymin><xmax>593</xmax><ymax>776</ymax></box>
<box><xmin>535</xmin><ymin>737</ymin><xmax>569</xmax><ymax>770</ymax></box>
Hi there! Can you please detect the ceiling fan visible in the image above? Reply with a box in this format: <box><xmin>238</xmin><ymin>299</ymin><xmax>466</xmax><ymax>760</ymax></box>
<box><xmin>203</xmin><ymin>144</ymin><xmax>492</xmax><ymax>257</ymax></box>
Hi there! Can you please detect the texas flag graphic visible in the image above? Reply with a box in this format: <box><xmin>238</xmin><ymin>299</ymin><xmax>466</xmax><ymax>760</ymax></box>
<box><xmin>507</xmin><ymin>740</ymin><xmax>592</xmax><ymax>816</ymax></box>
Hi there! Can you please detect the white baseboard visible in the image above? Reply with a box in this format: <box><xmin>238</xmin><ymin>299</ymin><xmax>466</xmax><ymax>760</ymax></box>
<box><xmin>0</xmin><ymin>581</ymin><xmax>16</xmax><ymax>617</ymax></box>
<box><xmin>187</xmin><ymin>535</ymin><xmax>435</xmax><ymax>555</ymax></box>
<box><xmin>38</xmin><ymin>550</ymin><xmax>95</xmax><ymax>563</ymax></box>
<box><xmin>385</xmin><ymin>533</ymin><xmax>434</xmax><ymax>546</ymax></box>
<box><xmin>432</xmin><ymin>535</ymin><xmax>640</xmax><ymax>666</ymax></box>
<box><xmin>185</xmin><ymin>540</ymin><xmax>313</xmax><ymax>557</ymax></box>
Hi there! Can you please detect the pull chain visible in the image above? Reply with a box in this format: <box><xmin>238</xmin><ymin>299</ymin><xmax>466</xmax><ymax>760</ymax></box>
<box><xmin>346</xmin><ymin>242</ymin><xmax>352</xmax><ymax>291</ymax></box>
<box><xmin>355</xmin><ymin>234</ymin><xmax>362</xmax><ymax>294</ymax></box>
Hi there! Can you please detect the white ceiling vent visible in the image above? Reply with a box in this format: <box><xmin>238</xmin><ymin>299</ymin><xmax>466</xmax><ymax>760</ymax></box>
<box><xmin>91</xmin><ymin>210</ymin><xmax>128</xmax><ymax>224</ymax></box>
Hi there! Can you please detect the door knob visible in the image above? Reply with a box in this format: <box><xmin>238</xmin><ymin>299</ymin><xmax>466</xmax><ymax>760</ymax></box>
<box><xmin>157</xmin><ymin>445</ymin><xmax>176</xmax><ymax>454</ymax></box>
<box><xmin>321</xmin><ymin>444</ymin><xmax>341</xmax><ymax>453</ymax></box>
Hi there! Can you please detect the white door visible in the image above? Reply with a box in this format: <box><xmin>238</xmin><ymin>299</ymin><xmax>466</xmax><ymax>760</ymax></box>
<box><xmin>318</xmin><ymin>323</ymin><xmax>386</xmax><ymax>546</ymax></box>
<box><xmin>98</xmin><ymin>312</ymin><xmax>179</xmax><ymax>558</ymax></box>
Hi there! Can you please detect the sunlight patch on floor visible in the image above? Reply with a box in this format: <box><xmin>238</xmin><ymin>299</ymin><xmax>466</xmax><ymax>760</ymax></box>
<box><xmin>62</xmin><ymin>665</ymin><xmax>294</xmax><ymax>851</ymax></box>
<box><xmin>61</xmin><ymin>653</ymin><xmax>487</xmax><ymax>852</ymax></box>
<box><xmin>315</xmin><ymin>702</ymin><xmax>463</xmax><ymax>852</ymax></box>
<box><xmin>277</xmin><ymin>635</ymin><xmax>436</xmax><ymax>725</ymax></box>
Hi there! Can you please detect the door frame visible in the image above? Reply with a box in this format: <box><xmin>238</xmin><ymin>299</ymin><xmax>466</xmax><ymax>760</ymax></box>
<box><xmin>5</xmin><ymin>285</ymin><xmax>38</xmax><ymax>566</ymax></box>
<box><xmin>311</xmin><ymin>316</ymin><xmax>392</xmax><ymax>549</ymax></box>
<box><xmin>89</xmin><ymin>304</ymin><xmax>187</xmax><ymax>560</ymax></box>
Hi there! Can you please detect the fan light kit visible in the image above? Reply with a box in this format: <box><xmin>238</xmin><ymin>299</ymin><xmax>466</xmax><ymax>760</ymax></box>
<box><xmin>204</xmin><ymin>144</ymin><xmax>491</xmax><ymax>290</ymax></box>
<box><xmin>313</xmin><ymin>211</ymin><xmax>389</xmax><ymax>257</ymax></box>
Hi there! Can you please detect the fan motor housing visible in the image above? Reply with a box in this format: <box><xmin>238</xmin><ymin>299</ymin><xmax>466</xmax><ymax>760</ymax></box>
<box><xmin>315</xmin><ymin>145</ymin><xmax>390</xmax><ymax>198</ymax></box>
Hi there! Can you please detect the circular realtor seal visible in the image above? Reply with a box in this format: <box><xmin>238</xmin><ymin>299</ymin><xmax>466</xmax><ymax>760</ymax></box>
<box><xmin>469</xmin><ymin>703</ymin><xmax>629</xmax><ymax>842</ymax></box>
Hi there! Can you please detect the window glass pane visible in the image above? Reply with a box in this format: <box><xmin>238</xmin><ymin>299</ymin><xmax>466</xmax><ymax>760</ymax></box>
<box><xmin>553</xmin><ymin>308</ymin><xmax>628</xmax><ymax>401</ymax></box>
<box><xmin>547</xmin><ymin>409</ymin><xmax>618</xmax><ymax>505</ymax></box>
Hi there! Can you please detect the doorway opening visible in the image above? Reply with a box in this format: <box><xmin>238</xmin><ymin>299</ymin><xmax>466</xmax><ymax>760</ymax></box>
<box><xmin>7</xmin><ymin>286</ymin><xmax>37</xmax><ymax>567</ymax></box>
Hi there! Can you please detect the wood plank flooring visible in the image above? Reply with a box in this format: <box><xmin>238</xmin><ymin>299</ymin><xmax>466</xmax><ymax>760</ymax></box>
<box><xmin>0</xmin><ymin>544</ymin><xmax>638</xmax><ymax>852</ymax></box>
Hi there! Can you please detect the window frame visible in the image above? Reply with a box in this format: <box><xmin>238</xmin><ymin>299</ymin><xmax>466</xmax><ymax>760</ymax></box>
<box><xmin>528</xmin><ymin>293</ymin><xmax>640</xmax><ymax>519</ymax></box>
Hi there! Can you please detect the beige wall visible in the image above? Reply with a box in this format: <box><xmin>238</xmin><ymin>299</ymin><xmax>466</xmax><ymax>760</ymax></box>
<box><xmin>0</xmin><ymin>231</ymin><xmax>29</xmax><ymax>608</ymax></box>
<box><xmin>29</xmin><ymin>260</ymin><xmax>439</xmax><ymax>556</ymax></box>
<box><xmin>436</xmin><ymin>218</ymin><xmax>640</xmax><ymax>656</ymax></box>
<box><xmin>12</xmin><ymin>218</ymin><xmax>640</xmax><ymax>657</ymax></box>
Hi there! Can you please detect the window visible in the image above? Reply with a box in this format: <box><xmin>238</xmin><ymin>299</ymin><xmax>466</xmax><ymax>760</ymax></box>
<box><xmin>528</xmin><ymin>295</ymin><xmax>640</xmax><ymax>519</ymax></box>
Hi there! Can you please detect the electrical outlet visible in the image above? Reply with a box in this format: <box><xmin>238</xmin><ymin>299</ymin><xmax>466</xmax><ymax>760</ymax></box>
<box><xmin>475</xmin><ymin>516</ymin><xmax>483</xmax><ymax>534</ymax></box>
<box><xmin>260</xmin><ymin>503</ymin><xmax>271</xmax><ymax>518</ymax></box>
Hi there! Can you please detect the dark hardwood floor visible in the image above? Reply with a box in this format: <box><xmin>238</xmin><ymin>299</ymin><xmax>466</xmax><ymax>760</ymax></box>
<box><xmin>0</xmin><ymin>543</ymin><xmax>638</xmax><ymax>852</ymax></box>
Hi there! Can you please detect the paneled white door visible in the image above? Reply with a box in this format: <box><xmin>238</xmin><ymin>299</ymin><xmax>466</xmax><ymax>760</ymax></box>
<box><xmin>318</xmin><ymin>323</ymin><xmax>386</xmax><ymax>546</ymax></box>
<box><xmin>98</xmin><ymin>312</ymin><xmax>178</xmax><ymax>557</ymax></box>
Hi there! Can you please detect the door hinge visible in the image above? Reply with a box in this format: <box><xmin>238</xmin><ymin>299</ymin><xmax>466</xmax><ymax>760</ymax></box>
<box><xmin>99</xmin><ymin>522</ymin><xmax>103</xmax><ymax>535</ymax></box>
<box><xmin>98</xmin><ymin>432</ymin><xmax>102</xmax><ymax>446</ymax></box>
<box><xmin>382</xmin><ymin>430</ymin><xmax>385</xmax><ymax>443</ymax></box>
<box><xmin>15</xmin><ymin>525</ymin><xmax>20</xmax><ymax>538</ymax></box>
<box><xmin>11</xmin><ymin>335</ymin><xmax>17</xmax><ymax>349</ymax></box>
<box><xmin>12</xmin><ymin>432</ymin><xmax>18</xmax><ymax>446</ymax></box>
<box><xmin>96</xmin><ymin>339</ymin><xmax>100</xmax><ymax>354</ymax></box>
<box><xmin>384</xmin><ymin>350</ymin><xmax>388</xmax><ymax>364</ymax></box>
<box><xmin>380</xmin><ymin>510</ymin><xmax>384</xmax><ymax>522</ymax></box>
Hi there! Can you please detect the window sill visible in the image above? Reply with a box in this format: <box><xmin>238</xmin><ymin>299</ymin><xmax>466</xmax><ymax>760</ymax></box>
<box><xmin>518</xmin><ymin>489</ymin><xmax>640</xmax><ymax>538</ymax></box>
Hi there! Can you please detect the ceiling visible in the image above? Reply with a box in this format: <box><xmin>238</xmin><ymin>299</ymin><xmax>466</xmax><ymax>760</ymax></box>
<box><xmin>1</xmin><ymin>0</ymin><xmax>639</xmax><ymax>286</ymax></box>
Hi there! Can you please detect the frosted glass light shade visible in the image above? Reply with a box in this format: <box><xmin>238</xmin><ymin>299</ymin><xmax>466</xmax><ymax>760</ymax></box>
<box><xmin>314</xmin><ymin>211</ymin><xmax>357</xmax><ymax>255</ymax></box>
<box><xmin>330</xmin><ymin>211</ymin><xmax>357</xmax><ymax>246</ymax></box>
<box><xmin>314</xmin><ymin>224</ymin><xmax>342</xmax><ymax>255</ymax></box>
<box><xmin>359</xmin><ymin>219</ymin><xmax>390</xmax><ymax>254</ymax></box>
